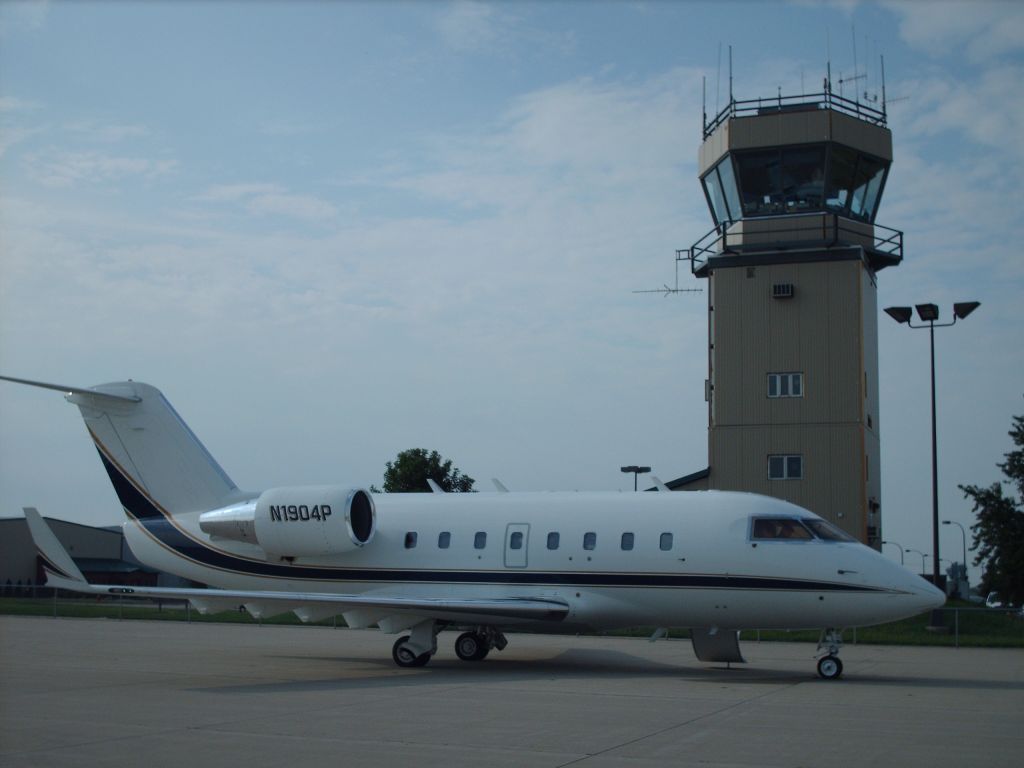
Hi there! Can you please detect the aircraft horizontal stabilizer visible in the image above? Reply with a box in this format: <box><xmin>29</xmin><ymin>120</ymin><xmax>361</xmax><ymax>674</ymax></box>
<box><xmin>0</xmin><ymin>375</ymin><xmax>140</xmax><ymax>402</ymax></box>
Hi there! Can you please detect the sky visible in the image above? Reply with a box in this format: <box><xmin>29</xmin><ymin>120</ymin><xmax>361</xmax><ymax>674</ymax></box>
<box><xmin>1</xmin><ymin>0</ymin><xmax>1022</xmax><ymax>583</ymax></box>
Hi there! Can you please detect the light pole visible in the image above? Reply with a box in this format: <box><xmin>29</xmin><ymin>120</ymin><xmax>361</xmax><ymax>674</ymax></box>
<box><xmin>884</xmin><ymin>301</ymin><xmax>980</xmax><ymax>588</ymax></box>
<box><xmin>905</xmin><ymin>548</ymin><xmax>928</xmax><ymax>576</ymax></box>
<box><xmin>941</xmin><ymin>520</ymin><xmax>968</xmax><ymax>573</ymax></box>
<box><xmin>943</xmin><ymin>519</ymin><xmax>969</xmax><ymax>597</ymax></box>
<box><xmin>882</xmin><ymin>540</ymin><xmax>904</xmax><ymax>565</ymax></box>
<box><xmin>620</xmin><ymin>465</ymin><xmax>651</xmax><ymax>492</ymax></box>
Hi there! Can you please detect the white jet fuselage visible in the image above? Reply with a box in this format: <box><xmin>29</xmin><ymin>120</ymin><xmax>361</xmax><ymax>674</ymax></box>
<box><xmin>125</xmin><ymin>488</ymin><xmax>940</xmax><ymax>632</ymax></box>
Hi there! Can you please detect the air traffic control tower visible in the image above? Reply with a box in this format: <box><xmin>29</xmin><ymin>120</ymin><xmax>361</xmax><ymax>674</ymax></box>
<box><xmin>681</xmin><ymin>86</ymin><xmax>902</xmax><ymax>547</ymax></box>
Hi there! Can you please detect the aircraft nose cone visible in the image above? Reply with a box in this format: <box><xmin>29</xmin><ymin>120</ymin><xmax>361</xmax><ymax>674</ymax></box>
<box><xmin>912</xmin><ymin>579</ymin><xmax>947</xmax><ymax>612</ymax></box>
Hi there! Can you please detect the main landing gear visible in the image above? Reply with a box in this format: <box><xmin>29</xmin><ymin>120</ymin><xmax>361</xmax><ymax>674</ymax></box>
<box><xmin>391</xmin><ymin>622</ymin><xmax>508</xmax><ymax>668</ymax></box>
<box><xmin>816</xmin><ymin>628</ymin><xmax>844</xmax><ymax>680</ymax></box>
<box><xmin>392</xmin><ymin>635</ymin><xmax>432</xmax><ymax>667</ymax></box>
<box><xmin>454</xmin><ymin>627</ymin><xmax>507</xmax><ymax>662</ymax></box>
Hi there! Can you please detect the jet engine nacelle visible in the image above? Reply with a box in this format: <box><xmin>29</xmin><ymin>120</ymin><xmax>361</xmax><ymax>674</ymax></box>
<box><xmin>199</xmin><ymin>485</ymin><xmax>376</xmax><ymax>558</ymax></box>
<box><xmin>254</xmin><ymin>486</ymin><xmax>376</xmax><ymax>558</ymax></box>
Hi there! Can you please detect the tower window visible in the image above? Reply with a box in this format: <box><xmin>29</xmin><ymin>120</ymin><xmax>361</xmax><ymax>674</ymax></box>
<box><xmin>768</xmin><ymin>454</ymin><xmax>803</xmax><ymax>480</ymax></box>
<box><xmin>704</xmin><ymin>143</ymin><xmax>888</xmax><ymax>224</ymax></box>
<box><xmin>768</xmin><ymin>372</ymin><xmax>803</xmax><ymax>398</ymax></box>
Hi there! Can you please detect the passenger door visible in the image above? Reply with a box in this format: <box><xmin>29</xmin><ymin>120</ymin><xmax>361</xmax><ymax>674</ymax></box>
<box><xmin>504</xmin><ymin>523</ymin><xmax>530</xmax><ymax>568</ymax></box>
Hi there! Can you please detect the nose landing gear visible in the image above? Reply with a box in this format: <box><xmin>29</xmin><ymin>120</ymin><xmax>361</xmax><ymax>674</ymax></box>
<box><xmin>816</xmin><ymin>628</ymin><xmax>844</xmax><ymax>680</ymax></box>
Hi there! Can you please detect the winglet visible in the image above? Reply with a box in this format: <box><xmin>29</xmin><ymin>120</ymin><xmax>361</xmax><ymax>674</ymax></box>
<box><xmin>426</xmin><ymin>479</ymin><xmax>445</xmax><ymax>494</ymax></box>
<box><xmin>492</xmin><ymin>478</ymin><xmax>509</xmax><ymax>493</ymax></box>
<box><xmin>23</xmin><ymin>507</ymin><xmax>87</xmax><ymax>585</ymax></box>
<box><xmin>650</xmin><ymin>475</ymin><xmax>670</xmax><ymax>492</ymax></box>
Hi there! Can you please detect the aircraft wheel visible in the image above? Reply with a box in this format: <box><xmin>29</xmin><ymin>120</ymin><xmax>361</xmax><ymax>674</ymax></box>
<box><xmin>817</xmin><ymin>655</ymin><xmax>843</xmax><ymax>680</ymax></box>
<box><xmin>392</xmin><ymin>635</ymin><xmax>431</xmax><ymax>668</ymax></box>
<box><xmin>455</xmin><ymin>632</ymin><xmax>490</xmax><ymax>661</ymax></box>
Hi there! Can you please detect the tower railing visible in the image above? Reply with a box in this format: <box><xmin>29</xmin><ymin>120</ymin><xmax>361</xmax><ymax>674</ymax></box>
<box><xmin>683</xmin><ymin>212</ymin><xmax>903</xmax><ymax>275</ymax></box>
<box><xmin>703</xmin><ymin>90</ymin><xmax>887</xmax><ymax>140</ymax></box>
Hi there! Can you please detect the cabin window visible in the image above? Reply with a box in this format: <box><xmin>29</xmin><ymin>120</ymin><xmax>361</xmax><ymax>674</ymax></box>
<box><xmin>620</xmin><ymin>532</ymin><xmax>634</xmax><ymax>551</ymax></box>
<box><xmin>660</xmin><ymin>532</ymin><xmax>673</xmax><ymax>551</ymax></box>
<box><xmin>404</xmin><ymin>532</ymin><xmax>418</xmax><ymax>549</ymax></box>
<box><xmin>510</xmin><ymin>531</ymin><xmax>524</xmax><ymax>550</ymax></box>
<box><xmin>474</xmin><ymin>531</ymin><xmax>487</xmax><ymax>549</ymax></box>
<box><xmin>583</xmin><ymin>532</ymin><xmax>597</xmax><ymax>550</ymax></box>
<box><xmin>768</xmin><ymin>454</ymin><xmax>803</xmax><ymax>479</ymax></box>
<box><xmin>751</xmin><ymin>518</ymin><xmax>813</xmax><ymax>540</ymax></box>
<box><xmin>547</xmin><ymin>532</ymin><xmax>560</xmax><ymax>550</ymax></box>
<box><xmin>438</xmin><ymin>531</ymin><xmax>451</xmax><ymax>549</ymax></box>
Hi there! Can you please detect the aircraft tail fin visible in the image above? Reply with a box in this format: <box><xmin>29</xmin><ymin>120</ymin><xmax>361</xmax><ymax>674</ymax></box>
<box><xmin>3</xmin><ymin>376</ymin><xmax>244</xmax><ymax>518</ymax></box>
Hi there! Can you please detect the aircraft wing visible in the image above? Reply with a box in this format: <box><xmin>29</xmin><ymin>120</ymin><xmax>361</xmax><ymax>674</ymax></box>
<box><xmin>25</xmin><ymin>509</ymin><xmax>569</xmax><ymax>628</ymax></box>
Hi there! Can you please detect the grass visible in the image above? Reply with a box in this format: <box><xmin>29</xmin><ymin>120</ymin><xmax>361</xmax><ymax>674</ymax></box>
<box><xmin>609</xmin><ymin>600</ymin><xmax>1024</xmax><ymax>648</ymax></box>
<box><xmin>2</xmin><ymin>596</ymin><xmax>1022</xmax><ymax>647</ymax></box>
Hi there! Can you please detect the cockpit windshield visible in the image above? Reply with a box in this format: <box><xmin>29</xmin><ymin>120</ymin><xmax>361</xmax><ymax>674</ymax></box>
<box><xmin>751</xmin><ymin>517</ymin><xmax>855</xmax><ymax>543</ymax></box>
<box><xmin>752</xmin><ymin>518</ymin><xmax>813</xmax><ymax>540</ymax></box>
<box><xmin>803</xmin><ymin>519</ymin><xmax>856</xmax><ymax>542</ymax></box>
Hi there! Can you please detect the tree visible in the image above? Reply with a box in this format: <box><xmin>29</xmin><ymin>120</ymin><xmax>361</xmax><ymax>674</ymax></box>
<box><xmin>376</xmin><ymin>448</ymin><xmax>475</xmax><ymax>493</ymax></box>
<box><xmin>960</xmin><ymin>412</ymin><xmax>1024</xmax><ymax>606</ymax></box>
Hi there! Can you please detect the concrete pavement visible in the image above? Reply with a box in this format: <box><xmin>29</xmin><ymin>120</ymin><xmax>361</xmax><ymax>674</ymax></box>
<box><xmin>1</xmin><ymin>616</ymin><xmax>1021</xmax><ymax>767</ymax></box>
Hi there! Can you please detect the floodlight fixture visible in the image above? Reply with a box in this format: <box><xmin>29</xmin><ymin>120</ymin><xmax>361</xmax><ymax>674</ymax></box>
<box><xmin>953</xmin><ymin>301</ymin><xmax>981</xmax><ymax>320</ymax></box>
<box><xmin>883</xmin><ymin>306</ymin><xmax>912</xmax><ymax>324</ymax></box>
<box><xmin>885</xmin><ymin>297</ymin><xmax>980</xmax><ymax>603</ymax></box>
<box><xmin>620</xmin><ymin>465</ymin><xmax>651</xmax><ymax>492</ymax></box>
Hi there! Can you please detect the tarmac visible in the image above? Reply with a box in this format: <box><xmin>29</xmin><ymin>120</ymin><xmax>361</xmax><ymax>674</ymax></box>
<box><xmin>1</xmin><ymin>615</ymin><xmax>1022</xmax><ymax>767</ymax></box>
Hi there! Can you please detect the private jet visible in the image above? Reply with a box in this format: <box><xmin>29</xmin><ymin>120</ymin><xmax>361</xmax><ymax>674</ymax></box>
<box><xmin>1</xmin><ymin>375</ymin><xmax>944</xmax><ymax>679</ymax></box>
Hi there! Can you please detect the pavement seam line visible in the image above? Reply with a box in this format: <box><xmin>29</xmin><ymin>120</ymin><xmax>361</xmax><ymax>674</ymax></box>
<box><xmin>552</xmin><ymin>680</ymin><xmax>802</xmax><ymax>767</ymax></box>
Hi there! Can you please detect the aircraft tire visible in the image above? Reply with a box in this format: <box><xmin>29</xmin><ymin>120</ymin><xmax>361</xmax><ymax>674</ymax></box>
<box><xmin>392</xmin><ymin>635</ymin><xmax>431</xmax><ymax>668</ymax></box>
<box><xmin>455</xmin><ymin>632</ymin><xmax>490</xmax><ymax>661</ymax></box>
<box><xmin>817</xmin><ymin>655</ymin><xmax>843</xmax><ymax>680</ymax></box>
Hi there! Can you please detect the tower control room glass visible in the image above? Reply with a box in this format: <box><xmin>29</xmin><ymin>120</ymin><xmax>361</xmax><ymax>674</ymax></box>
<box><xmin>701</xmin><ymin>143</ymin><xmax>889</xmax><ymax>224</ymax></box>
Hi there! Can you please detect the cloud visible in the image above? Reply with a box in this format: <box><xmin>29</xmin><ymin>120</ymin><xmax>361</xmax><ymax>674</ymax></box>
<box><xmin>885</xmin><ymin>0</ymin><xmax>1024</xmax><ymax>61</ymax></box>
<box><xmin>895</xmin><ymin>64</ymin><xmax>1024</xmax><ymax>160</ymax></box>
<box><xmin>385</xmin><ymin>70</ymin><xmax>700</xmax><ymax>218</ymax></box>
<box><xmin>194</xmin><ymin>183</ymin><xmax>280</xmax><ymax>203</ymax></box>
<box><xmin>258</xmin><ymin>119</ymin><xmax>328</xmax><ymax>137</ymax></box>
<box><xmin>0</xmin><ymin>0</ymin><xmax>49</xmax><ymax>37</ymax></box>
<box><xmin>0</xmin><ymin>125</ymin><xmax>41</xmax><ymax>159</ymax></box>
<box><xmin>25</xmin><ymin>150</ymin><xmax>177</xmax><ymax>187</ymax></box>
<box><xmin>436</xmin><ymin>1</ymin><xmax>504</xmax><ymax>53</ymax></box>
<box><xmin>0</xmin><ymin>97</ymin><xmax>42</xmax><ymax>112</ymax></box>
<box><xmin>194</xmin><ymin>183</ymin><xmax>337</xmax><ymax>222</ymax></box>
<box><xmin>245</xmin><ymin>191</ymin><xmax>337</xmax><ymax>222</ymax></box>
<box><xmin>66</xmin><ymin>121</ymin><xmax>150</xmax><ymax>143</ymax></box>
<box><xmin>788</xmin><ymin>0</ymin><xmax>860</xmax><ymax>14</ymax></box>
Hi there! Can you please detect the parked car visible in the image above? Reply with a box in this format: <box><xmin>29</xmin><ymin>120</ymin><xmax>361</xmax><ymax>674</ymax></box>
<box><xmin>985</xmin><ymin>592</ymin><xmax>1004</xmax><ymax>609</ymax></box>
